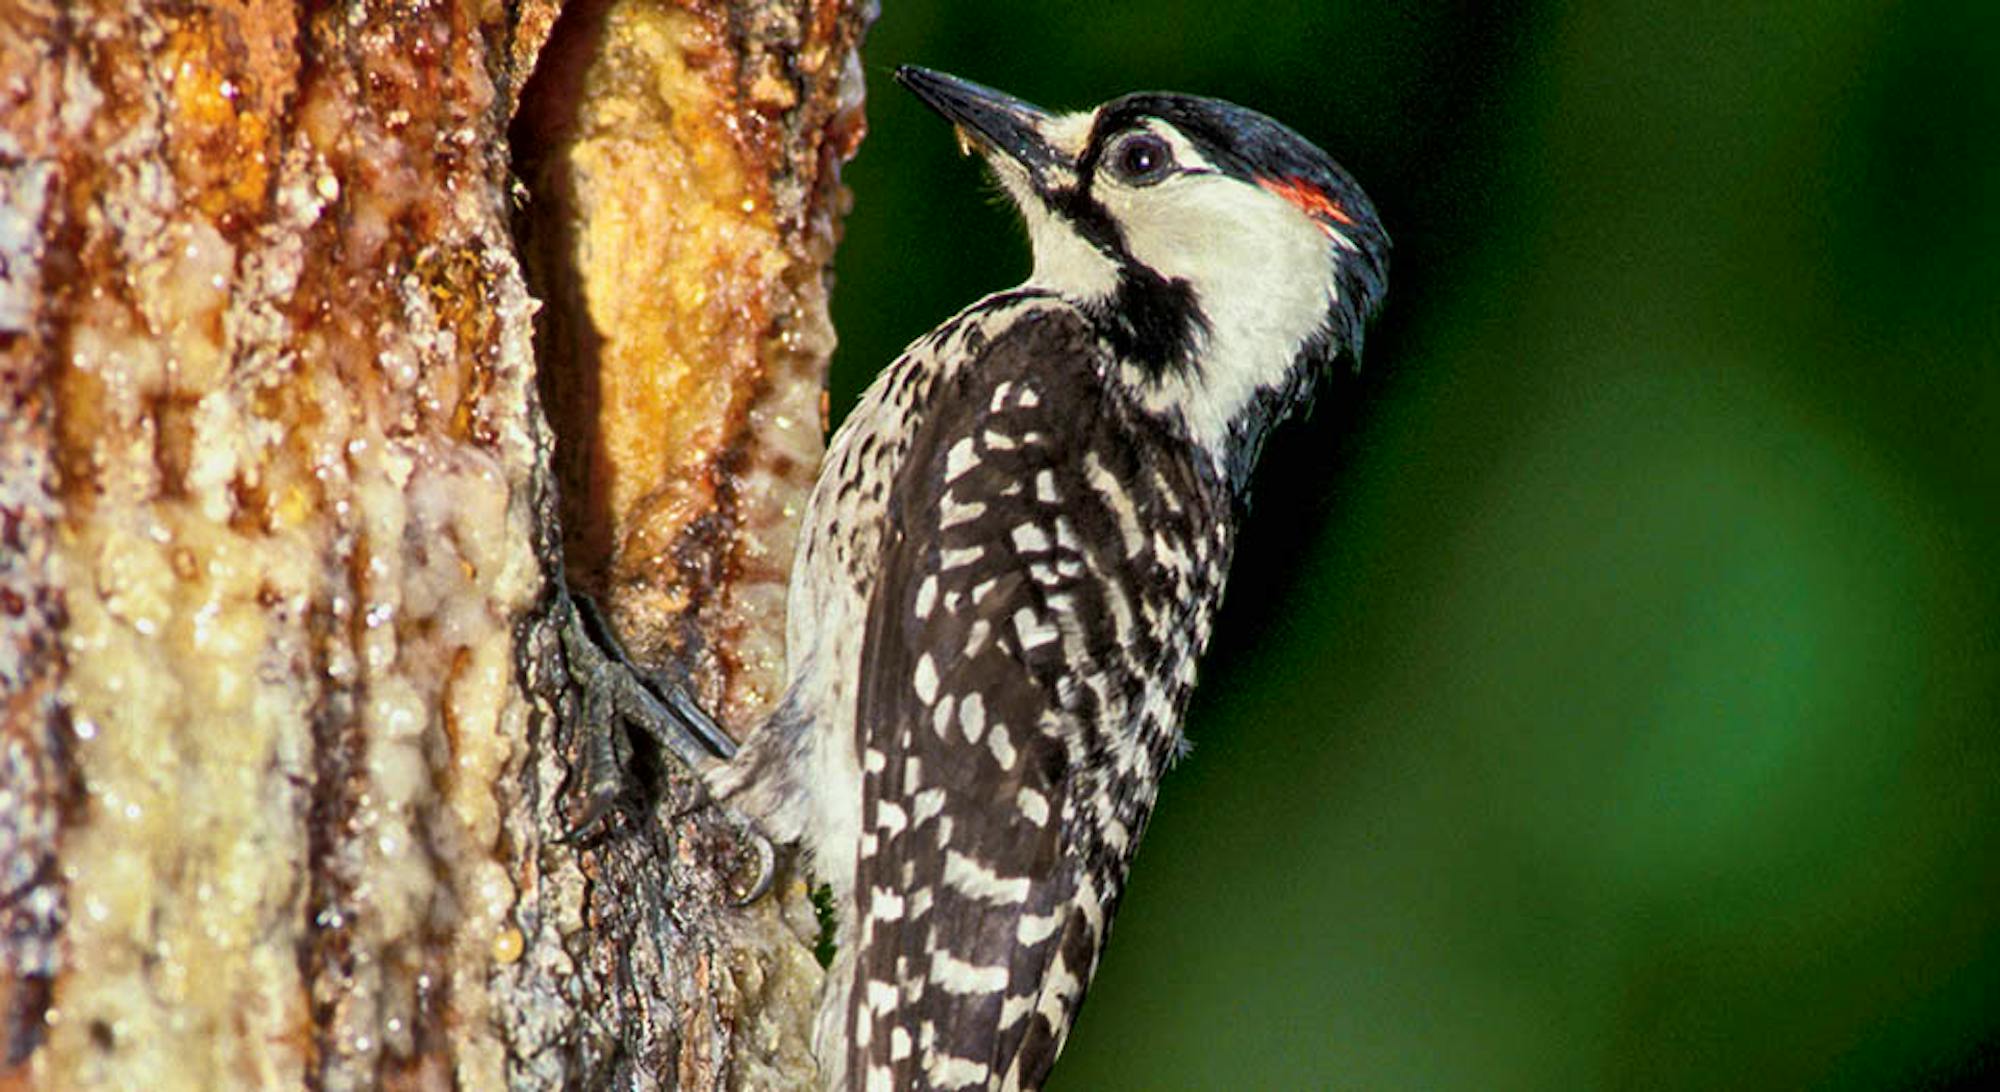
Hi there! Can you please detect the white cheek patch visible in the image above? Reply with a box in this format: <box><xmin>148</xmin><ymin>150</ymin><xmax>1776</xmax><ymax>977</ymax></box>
<box><xmin>1109</xmin><ymin>176</ymin><xmax>1336</xmax><ymax>454</ymax></box>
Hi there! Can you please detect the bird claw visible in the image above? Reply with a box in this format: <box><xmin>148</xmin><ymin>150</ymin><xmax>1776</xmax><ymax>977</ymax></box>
<box><xmin>558</xmin><ymin>773</ymin><xmax>626</xmax><ymax>846</ymax></box>
<box><xmin>554</xmin><ymin>586</ymin><xmax>732</xmax><ymax>829</ymax></box>
<box><xmin>557</xmin><ymin>653</ymin><xmax>637</xmax><ymax>844</ymax></box>
<box><xmin>559</xmin><ymin>589</ymin><xmax>739</xmax><ymax>767</ymax></box>
<box><xmin>725</xmin><ymin>814</ymin><xmax>779</xmax><ymax>907</ymax></box>
<box><xmin>554</xmin><ymin>586</ymin><xmax>778</xmax><ymax>906</ymax></box>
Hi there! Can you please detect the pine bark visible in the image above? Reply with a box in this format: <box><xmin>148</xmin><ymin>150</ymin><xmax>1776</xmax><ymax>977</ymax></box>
<box><xmin>0</xmin><ymin>0</ymin><xmax>871</xmax><ymax>1087</ymax></box>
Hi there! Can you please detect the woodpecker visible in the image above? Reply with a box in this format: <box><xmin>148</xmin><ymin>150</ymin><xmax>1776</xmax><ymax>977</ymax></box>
<box><xmin>569</xmin><ymin>65</ymin><xmax>1387</xmax><ymax>1091</ymax></box>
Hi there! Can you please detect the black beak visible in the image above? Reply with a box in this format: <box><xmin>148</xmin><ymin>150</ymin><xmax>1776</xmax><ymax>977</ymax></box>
<box><xmin>895</xmin><ymin>66</ymin><xmax>1063</xmax><ymax>177</ymax></box>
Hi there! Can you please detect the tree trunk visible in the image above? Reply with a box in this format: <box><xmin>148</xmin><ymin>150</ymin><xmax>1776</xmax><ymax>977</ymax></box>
<box><xmin>0</xmin><ymin>0</ymin><xmax>871</xmax><ymax>1087</ymax></box>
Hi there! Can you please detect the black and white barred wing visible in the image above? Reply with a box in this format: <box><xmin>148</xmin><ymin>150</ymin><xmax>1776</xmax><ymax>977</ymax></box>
<box><xmin>844</xmin><ymin>314</ymin><xmax>1200</xmax><ymax>1092</ymax></box>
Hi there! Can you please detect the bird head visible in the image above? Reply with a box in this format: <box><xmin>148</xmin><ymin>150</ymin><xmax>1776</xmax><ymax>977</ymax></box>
<box><xmin>895</xmin><ymin>65</ymin><xmax>1389</xmax><ymax>486</ymax></box>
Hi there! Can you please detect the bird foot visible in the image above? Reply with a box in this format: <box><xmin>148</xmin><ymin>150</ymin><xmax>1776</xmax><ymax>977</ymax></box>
<box><xmin>554</xmin><ymin>587</ymin><xmax>777</xmax><ymax>903</ymax></box>
<box><xmin>722</xmin><ymin>815</ymin><xmax>779</xmax><ymax>906</ymax></box>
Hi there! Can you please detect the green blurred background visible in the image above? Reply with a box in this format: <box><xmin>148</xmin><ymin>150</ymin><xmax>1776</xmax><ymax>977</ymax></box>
<box><xmin>826</xmin><ymin>2</ymin><xmax>2000</xmax><ymax>1087</ymax></box>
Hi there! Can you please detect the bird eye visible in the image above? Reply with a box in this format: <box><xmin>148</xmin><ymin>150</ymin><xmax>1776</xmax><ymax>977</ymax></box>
<box><xmin>1109</xmin><ymin>133</ymin><xmax>1174</xmax><ymax>185</ymax></box>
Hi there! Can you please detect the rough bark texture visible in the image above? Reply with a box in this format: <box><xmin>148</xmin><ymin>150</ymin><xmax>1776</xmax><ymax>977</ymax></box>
<box><xmin>0</xmin><ymin>0</ymin><xmax>871</xmax><ymax>1087</ymax></box>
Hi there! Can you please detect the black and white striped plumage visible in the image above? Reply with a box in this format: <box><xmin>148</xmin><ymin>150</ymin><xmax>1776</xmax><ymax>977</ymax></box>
<box><xmin>711</xmin><ymin>67</ymin><xmax>1388</xmax><ymax>1091</ymax></box>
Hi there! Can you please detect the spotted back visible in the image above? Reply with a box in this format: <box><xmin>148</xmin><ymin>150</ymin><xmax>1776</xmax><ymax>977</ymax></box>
<box><xmin>842</xmin><ymin>305</ymin><xmax>1234</xmax><ymax>1091</ymax></box>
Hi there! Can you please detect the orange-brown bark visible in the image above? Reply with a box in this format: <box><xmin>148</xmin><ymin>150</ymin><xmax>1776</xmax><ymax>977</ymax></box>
<box><xmin>0</xmin><ymin>0</ymin><xmax>871</xmax><ymax>1087</ymax></box>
